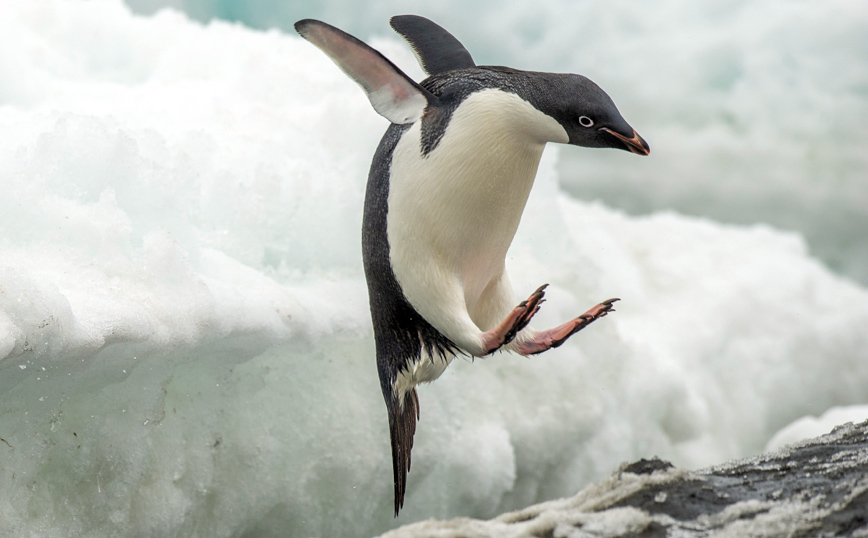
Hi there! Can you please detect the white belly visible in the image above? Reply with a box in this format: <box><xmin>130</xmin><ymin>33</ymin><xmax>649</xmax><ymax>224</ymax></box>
<box><xmin>394</xmin><ymin>353</ymin><xmax>454</xmax><ymax>397</ymax></box>
<box><xmin>387</xmin><ymin>89</ymin><xmax>568</xmax><ymax>348</ymax></box>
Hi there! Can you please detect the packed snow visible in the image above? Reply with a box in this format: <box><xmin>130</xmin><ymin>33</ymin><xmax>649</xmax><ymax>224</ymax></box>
<box><xmin>764</xmin><ymin>405</ymin><xmax>868</xmax><ymax>452</ymax></box>
<box><xmin>379</xmin><ymin>421</ymin><xmax>868</xmax><ymax>538</ymax></box>
<box><xmin>1</xmin><ymin>1</ymin><xmax>867</xmax><ymax>537</ymax></box>
<box><xmin>124</xmin><ymin>0</ymin><xmax>868</xmax><ymax>284</ymax></box>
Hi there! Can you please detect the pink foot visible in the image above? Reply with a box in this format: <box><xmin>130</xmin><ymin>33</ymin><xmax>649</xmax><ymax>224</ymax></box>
<box><xmin>516</xmin><ymin>298</ymin><xmax>619</xmax><ymax>355</ymax></box>
<box><xmin>481</xmin><ymin>284</ymin><xmax>548</xmax><ymax>355</ymax></box>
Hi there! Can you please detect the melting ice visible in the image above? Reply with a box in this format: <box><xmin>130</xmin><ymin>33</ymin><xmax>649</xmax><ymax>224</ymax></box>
<box><xmin>1</xmin><ymin>1</ymin><xmax>868</xmax><ymax>537</ymax></box>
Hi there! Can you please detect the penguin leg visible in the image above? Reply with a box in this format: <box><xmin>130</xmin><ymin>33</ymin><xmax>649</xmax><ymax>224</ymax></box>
<box><xmin>480</xmin><ymin>284</ymin><xmax>547</xmax><ymax>355</ymax></box>
<box><xmin>515</xmin><ymin>298</ymin><xmax>618</xmax><ymax>355</ymax></box>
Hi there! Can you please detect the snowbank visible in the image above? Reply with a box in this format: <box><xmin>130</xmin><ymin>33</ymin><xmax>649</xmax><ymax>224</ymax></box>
<box><xmin>124</xmin><ymin>0</ymin><xmax>868</xmax><ymax>283</ymax></box>
<box><xmin>1</xmin><ymin>2</ymin><xmax>867</xmax><ymax>537</ymax></box>
<box><xmin>379</xmin><ymin>421</ymin><xmax>868</xmax><ymax>538</ymax></box>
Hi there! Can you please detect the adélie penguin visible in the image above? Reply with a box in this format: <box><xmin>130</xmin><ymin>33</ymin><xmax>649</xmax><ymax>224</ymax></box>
<box><xmin>294</xmin><ymin>15</ymin><xmax>649</xmax><ymax>516</ymax></box>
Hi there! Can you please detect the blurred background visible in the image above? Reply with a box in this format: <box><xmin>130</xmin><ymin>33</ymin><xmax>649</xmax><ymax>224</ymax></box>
<box><xmin>123</xmin><ymin>0</ymin><xmax>868</xmax><ymax>285</ymax></box>
<box><xmin>1</xmin><ymin>1</ymin><xmax>867</xmax><ymax>536</ymax></box>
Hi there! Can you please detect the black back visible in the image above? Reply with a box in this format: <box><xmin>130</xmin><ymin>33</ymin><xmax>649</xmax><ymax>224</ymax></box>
<box><xmin>363</xmin><ymin>125</ymin><xmax>460</xmax><ymax>399</ymax></box>
<box><xmin>362</xmin><ymin>123</ymin><xmax>459</xmax><ymax>515</ymax></box>
<box><xmin>390</xmin><ymin>15</ymin><xmax>476</xmax><ymax>75</ymax></box>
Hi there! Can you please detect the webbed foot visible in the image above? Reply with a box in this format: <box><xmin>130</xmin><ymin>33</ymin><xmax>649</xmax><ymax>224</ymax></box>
<box><xmin>480</xmin><ymin>284</ymin><xmax>548</xmax><ymax>355</ymax></box>
<box><xmin>517</xmin><ymin>298</ymin><xmax>618</xmax><ymax>355</ymax></box>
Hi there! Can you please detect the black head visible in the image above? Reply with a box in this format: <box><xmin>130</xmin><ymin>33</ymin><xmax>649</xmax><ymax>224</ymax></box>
<box><xmin>422</xmin><ymin>66</ymin><xmax>649</xmax><ymax>156</ymax></box>
<box><xmin>532</xmin><ymin>72</ymin><xmax>650</xmax><ymax>155</ymax></box>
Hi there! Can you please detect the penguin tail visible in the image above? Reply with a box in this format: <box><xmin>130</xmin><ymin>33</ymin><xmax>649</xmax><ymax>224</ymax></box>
<box><xmin>389</xmin><ymin>387</ymin><xmax>419</xmax><ymax>517</ymax></box>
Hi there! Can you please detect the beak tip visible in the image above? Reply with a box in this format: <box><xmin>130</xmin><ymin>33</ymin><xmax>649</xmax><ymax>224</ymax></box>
<box><xmin>602</xmin><ymin>126</ymin><xmax>650</xmax><ymax>156</ymax></box>
<box><xmin>633</xmin><ymin>130</ymin><xmax>650</xmax><ymax>156</ymax></box>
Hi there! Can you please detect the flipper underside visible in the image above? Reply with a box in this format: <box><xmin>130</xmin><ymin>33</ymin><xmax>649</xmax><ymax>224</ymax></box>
<box><xmin>295</xmin><ymin>18</ymin><xmax>435</xmax><ymax>124</ymax></box>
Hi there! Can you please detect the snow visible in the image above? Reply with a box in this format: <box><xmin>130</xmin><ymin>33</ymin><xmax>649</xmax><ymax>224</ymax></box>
<box><xmin>380</xmin><ymin>422</ymin><xmax>868</xmax><ymax>537</ymax></box>
<box><xmin>765</xmin><ymin>405</ymin><xmax>868</xmax><ymax>452</ymax></box>
<box><xmin>1</xmin><ymin>1</ymin><xmax>867</xmax><ymax>537</ymax></box>
<box><xmin>380</xmin><ymin>465</ymin><xmax>694</xmax><ymax>538</ymax></box>
<box><xmin>124</xmin><ymin>0</ymin><xmax>868</xmax><ymax>284</ymax></box>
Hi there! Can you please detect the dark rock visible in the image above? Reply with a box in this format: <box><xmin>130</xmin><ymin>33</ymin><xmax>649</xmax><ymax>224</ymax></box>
<box><xmin>621</xmin><ymin>457</ymin><xmax>675</xmax><ymax>475</ymax></box>
<box><xmin>380</xmin><ymin>420</ymin><xmax>868</xmax><ymax>538</ymax></box>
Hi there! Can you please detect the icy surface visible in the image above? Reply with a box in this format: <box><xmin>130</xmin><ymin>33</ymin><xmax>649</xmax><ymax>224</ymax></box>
<box><xmin>123</xmin><ymin>0</ymin><xmax>868</xmax><ymax>283</ymax></box>
<box><xmin>380</xmin><ymin>421</ymin><xmax>868</xmax><ymax>538</ymax></box>
<box><xmin>1</xmin><ymin>1</ymin><xmax>868</xmax><ymax>537</ymax></box>
<box><xmin>765</xmin><ymin>405</ymin><xmax>868</xmax><ymax>453</ymax></box>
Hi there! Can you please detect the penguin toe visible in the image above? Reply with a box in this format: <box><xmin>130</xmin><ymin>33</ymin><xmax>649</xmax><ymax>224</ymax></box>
<box><xmin>516</xmin><ymin>297</ymin><xmax>620</xmax><ymax>355</ymax></box>
<box><xmin>481</xmin><ymin>285</ymin><xmax>549</xmax><ymax>354</ymax></box>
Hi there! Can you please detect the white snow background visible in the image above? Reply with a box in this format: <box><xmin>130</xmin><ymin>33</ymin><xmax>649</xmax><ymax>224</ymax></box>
<box><xmin>1</xmin><ymin>1</ymin><xmax>867</xmax><ymax>537</ymax></box>
<box><xmin>125</xmin><ymin>0</ymin><xmax>868</xmax><ymax>285</ymax></box>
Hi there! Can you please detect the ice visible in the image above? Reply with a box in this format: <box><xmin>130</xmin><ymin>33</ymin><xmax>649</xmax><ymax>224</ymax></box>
<box><xmin>381</xmin><ymin>422</ymin><xmax>868</xmax><ymax>537</ymax></box>
<box><xmin>124</xmin><ymin>0</ymin><xmax>868</xmax><ymax>284</ymax></box>
<box><xmin>764</xmin><ymin>405</ymin><xmax>868</xmax><ymax>452</ymax></box>
<box><xmin>1</xmin><ymin>1</ymin><xmax>868</xmax><ymax>537</ymax></box>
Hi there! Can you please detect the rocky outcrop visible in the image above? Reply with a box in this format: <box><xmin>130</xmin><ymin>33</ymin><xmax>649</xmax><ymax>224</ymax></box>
<box><xmin>380</xmin><ymin>421</ymin><xmax>868</xmax><ymax>537</ymax></box>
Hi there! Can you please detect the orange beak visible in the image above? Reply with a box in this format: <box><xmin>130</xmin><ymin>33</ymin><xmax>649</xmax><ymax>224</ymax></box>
<box><xmin>601</xmin><ymin>127</ymin><xmax>650</xmax><ymax>156</ymax></box>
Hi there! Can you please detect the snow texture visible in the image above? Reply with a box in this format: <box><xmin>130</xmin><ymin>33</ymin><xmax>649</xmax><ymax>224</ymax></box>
<box><xmin>765</xmin><ymin>405</ymin><xmax>868</xmax><ymax>453</ymax></box>
<box><xmin>0</xmin><ymin>1</ymin><xmax>867</xmax><ymax>537</ymax></box>
<box><xmin>380</xmin><ymin>420</ymin><xmax>868</xmax><ymax>538</ymax></box>
<box><xmin>123</xmin><ymin>0</ymin><xmax>868</xmax><ymax>284</ymax></box>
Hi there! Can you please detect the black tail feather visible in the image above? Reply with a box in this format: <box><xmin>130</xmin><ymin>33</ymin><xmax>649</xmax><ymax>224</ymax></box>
<box><xmin>389</xmin><ymin>388</ymin><xmax>419</xmax><ymax>517</ymax></box>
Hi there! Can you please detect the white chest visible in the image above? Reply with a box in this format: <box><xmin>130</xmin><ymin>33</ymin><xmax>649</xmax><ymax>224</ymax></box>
<box><xmin>386</xmin><ymin>89</ymin><xmax>568</xmax><ymax>329</ymax></box>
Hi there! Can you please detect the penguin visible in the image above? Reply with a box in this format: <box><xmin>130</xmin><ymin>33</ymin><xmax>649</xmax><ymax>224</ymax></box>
<box><xmin>295</xmin><ymin>15</ymin><xmax>649</xmax><ymax>517</ymax></box>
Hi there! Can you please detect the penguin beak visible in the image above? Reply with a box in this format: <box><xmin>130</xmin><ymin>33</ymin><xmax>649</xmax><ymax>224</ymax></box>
<box><xmin>601</xmin><ymin>127</ymin><xmax>650</xmax><ymax>156</ymax></box>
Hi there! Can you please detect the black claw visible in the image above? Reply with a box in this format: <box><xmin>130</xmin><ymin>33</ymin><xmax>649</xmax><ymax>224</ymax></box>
<box><xmin>503</xmin><ymin>287</ymin><xmax>548</xmax><ymax>346</ymax></box>
<box><xmin>602</xmin><ymin>298</ymin><xmax>620</xmax><ymax>306</ymax></box>
<box><xmin>515</xmin><ymin>306</ymin><xmax>539</xmax><ymax>334</ymax></box>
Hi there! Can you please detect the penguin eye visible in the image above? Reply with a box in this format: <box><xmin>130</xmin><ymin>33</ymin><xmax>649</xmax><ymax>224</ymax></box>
<box><xmin>579</xmin><ymin>116</ymin><xmax>594</xmax><ymax>128</ymax></box>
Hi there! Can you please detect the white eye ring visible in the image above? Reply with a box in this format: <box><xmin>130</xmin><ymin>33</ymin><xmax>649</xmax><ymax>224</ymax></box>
<box><xmin>579</xmin><ymin>116</ymin><xmax>594</xmax><ymax>127</ymax></box>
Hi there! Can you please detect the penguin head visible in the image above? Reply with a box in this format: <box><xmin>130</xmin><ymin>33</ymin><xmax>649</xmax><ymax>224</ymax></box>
<box><xmin>541</xmin><ymin>73</ymin><xmax>650</xmax><ymax>156</ymax></box>
<box><xmin>296</xmin><ymin>16</ymin><xmax>649</xmax><ymax>156</ymax></box>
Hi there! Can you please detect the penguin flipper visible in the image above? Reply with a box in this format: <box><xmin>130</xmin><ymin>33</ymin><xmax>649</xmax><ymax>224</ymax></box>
<box><xmin>295</xmin><ymin>19</ymin><xmax>436</xmax><ymax>124</ymax></box>
<box><xmin>389</xmin><ymin>388</ymin><xmax>419</xmax><ymax>516</ymax></box>
<box><xmin>390</xmin><ymin>15</ymin><xmax>476</xmax><ymax>75</ymax></box>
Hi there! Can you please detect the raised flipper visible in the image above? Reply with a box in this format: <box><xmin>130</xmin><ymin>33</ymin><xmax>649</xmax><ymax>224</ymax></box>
<box><xmin>390</xmin><ymin>15</ymin><xmax>476</xmax><ymax>75</ymax></box>
<box><xmin>295</xmin><ymin>19</ymin><xmax>436</xmax><ymax>124</ymax></box>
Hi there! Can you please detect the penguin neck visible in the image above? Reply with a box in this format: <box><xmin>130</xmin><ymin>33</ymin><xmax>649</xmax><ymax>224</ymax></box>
<box><xmin>445</xmin><ymin>88</ymin><xmax>569</xmax><ymax>147</ymax></box>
